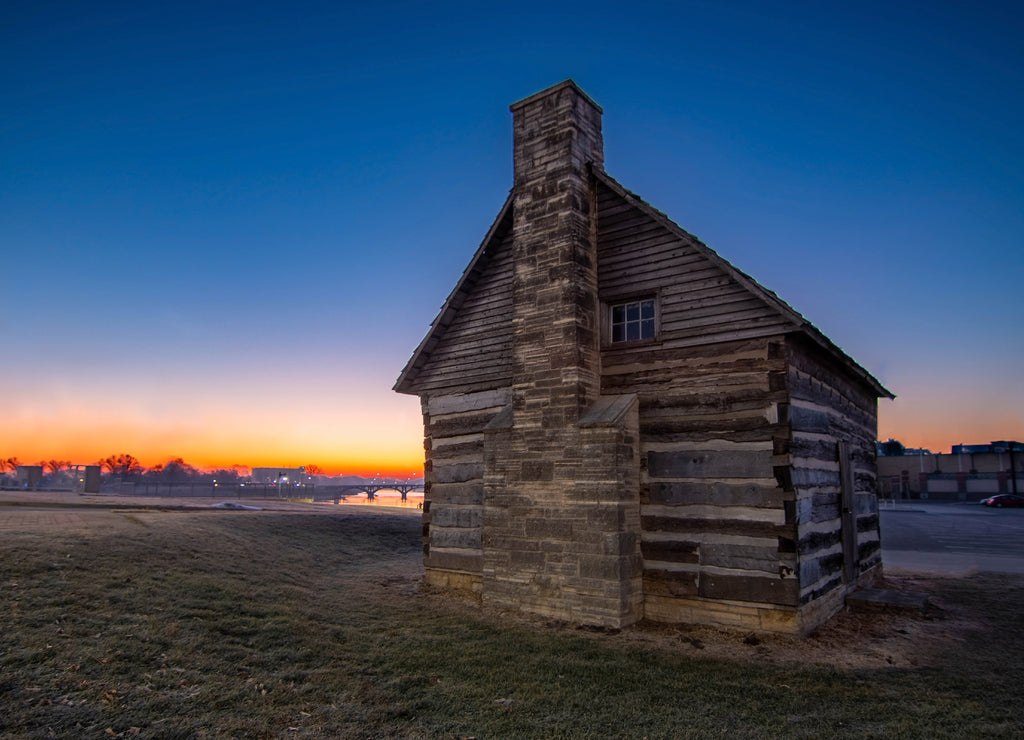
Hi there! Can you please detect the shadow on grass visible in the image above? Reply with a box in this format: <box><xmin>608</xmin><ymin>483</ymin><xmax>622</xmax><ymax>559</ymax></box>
<box><xmin>1</xmin><ymin>510</ymin><xmax>1021</xmax><ymax>738</ymax></box>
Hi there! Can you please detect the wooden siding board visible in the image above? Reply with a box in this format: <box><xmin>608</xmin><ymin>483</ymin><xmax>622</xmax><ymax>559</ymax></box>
<box><xmin>662</xmin><ymin>318</ymin><xmax>793</xmax><ymax>344</ymax></box>
<box><xmin>648</xmin><ymin>449</ymin><xmax>773</xmax><ymax>479</ymax></box>
<box><xmin>662</xmin><ymin>286</ymin><xmax>754</xmax><ymax>311</ymax></box>
<box><xmin>641</xmin><ymin>420</ymin><xmax>778</xmax><ymax>445</ymax></box>
<box><xmin>644</xmin><ymin>569</ymin><xmax>699</xmax><ymax>597</ymax></box>
<box><xmin>427</xmin><ymin>481</ymin><xmax>484</xmax><ymax>506</ymax></box>
<box><xmin>666</xmin><ymin>296</ymin><xmax>770</xmax><ymax>321</ymax></box>
<box><xmin>659</xmin><ymin>275</ymin><xmax>734</xmax><ymax>296</ymax></box>
<box><xmin>598</xmin><ymin>232</ymin><xmax>693</xmax><ymax>261</ymax></box>
<box><xmin>641</xmin><ymin>539</ymin><xmax>699</xmax><ymax>564</ymax></box>
<box><xmin>432</xmin><ymin>462</ymin><xmax>484</xmax><ymax>484</ymax></box>
<box><xmin>606</xmin><ymin>337</ymin><xmax>776</xmax><ymax>366</ymax></box>
<box><xmin>427</xmin><ymin>390</ymin><xmax>511</xmax><ymax>416</ymax></box>
<box><xmin>598</xmin><ymin>212</ymin><xmax>676</xmax><ymax>239</ymax></box>
<box><xmin>429</xmin><ymin>439</ymin><xmax>485</xmax><ymax>461</ymax></box>
<box><xmin>608</xmin><ymin>378</ymin><xmax>779</xmax><ymax>401</ymax></box>
<box><xmin>430</xmin><ymin>526</ymin><xmax>483</xmax><ymax>549</ymax></box>
<box><xmin>698</xmin><ymin>573</ymin><xmax>799</xmax><ymax>606</ymax></box>
<box><xmin>656</xmin><ymin>327</ymin><xmax>794</xmax><ymax>351</ymax></box>
<box><xmin>648</xmin><ymin>481</ymin><xmax>786</xmax><ymax>508</ymax></box>
<box><xmin>409</xmin><ymin>228</ymin><xmax>515</xmax><ymax>394</ymax></box>
<box><xmin>425</xmin><ymin>549</ymin><xmax>483</xmax><ymax>574</ymax></box>
<box><xmin>642</xmin><ymin>515</ymin><xmax>795</xmax><ymax>539</ymax></box>
<box><xmin>662</xmin><ymin>308</ymin><xmax>792</xmax><ymax>333</ymax></box>
<box><xmin>601</xmin><ymin>268</ymin><xmax>732</xmax><ymax>297</ymax></box>
<box><xmin>701</xmin><ymin>543</ymin><xmax>780</xmax><ymax>574</ymax></box>
<box><xmin>425</xmin><ymin>342</ymin><xmax>511</xmax><ymax>364</ymax></box>
<box><xmin>427</xmin><ymin>410</ymin><xmax>509</xmax><ymax>438</ymax></box>
<box><xmin>419</xmin><ymin>352</ymin><xmax>511</xmax><ymax>375</ymax></box>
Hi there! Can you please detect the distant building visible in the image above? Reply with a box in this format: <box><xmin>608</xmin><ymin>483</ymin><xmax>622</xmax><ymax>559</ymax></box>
<box><xmin>951</xmin><ymin>441</ymin><xmax>1021</xmax><ymax>456</ymax></box>
<box><xmin>877</xmin><ymin>440</ymin><xmax>1022</xmax><ymax>499</ymax></box>
<box><xmin>16</xmin><ymin>466</ymin><xmax>43</xmax><ymax>488</ymax></box>
<box><xmin>81</xmin><ymin>465</ymin><xmax>101</xmax><ymax>493</ymax></box>
<box><xmin>250</xmin><ymin>467</ymin><xmax>308</xmax><ymax>486</ymax></box>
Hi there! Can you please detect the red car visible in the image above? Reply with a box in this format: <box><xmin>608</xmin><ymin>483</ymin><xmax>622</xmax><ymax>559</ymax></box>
<box><xmin>980</xmin><ymin>494</ymin><xmax>1024</xmax><ymax>508</ymax></box>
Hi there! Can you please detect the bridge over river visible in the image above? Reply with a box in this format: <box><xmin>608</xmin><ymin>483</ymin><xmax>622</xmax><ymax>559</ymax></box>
<box><xmin>59</xmin><ymin>480</ymin><xmax>427</xmax><ymax>502</ymax></box>
<box><xmin>309</xmin><ymin>483</ymin><xmax>425</xmax><ymax>503</ymax></box>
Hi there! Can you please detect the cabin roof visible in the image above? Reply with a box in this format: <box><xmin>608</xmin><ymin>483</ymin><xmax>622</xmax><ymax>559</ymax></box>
<box><xmin>394</xmin><ymin>169</ymin><xmax>892</xmax><ymax>400</ymax></box>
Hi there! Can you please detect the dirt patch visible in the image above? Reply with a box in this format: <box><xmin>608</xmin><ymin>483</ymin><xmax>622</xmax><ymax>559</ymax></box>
<box><xmin>423</xmin><ymin>571</ymin><xmax>996</xmax><ymax>672</ymax></box>
<box><xmin>620</xmin><ymin>576</ymin><xmax>960</xmax><ymax>670</ymax></box>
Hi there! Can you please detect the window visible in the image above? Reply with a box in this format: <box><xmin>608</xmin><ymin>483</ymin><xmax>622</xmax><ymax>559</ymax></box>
<box><xmin>611</xmin><ymin>298</ymin><xmax>656</xmax><ymax>343</ymax></box>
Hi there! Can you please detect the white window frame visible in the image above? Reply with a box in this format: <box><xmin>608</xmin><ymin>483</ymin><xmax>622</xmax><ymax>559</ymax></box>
<box><xmin>608</xmin><ymin>297</ymin><xmax>657</xmax><ymax>344</ymax></box>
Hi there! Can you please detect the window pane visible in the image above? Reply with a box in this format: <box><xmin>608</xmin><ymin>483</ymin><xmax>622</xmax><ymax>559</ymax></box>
<box><xmin>610</xmin><ymin>298</ymin><xmax>657</xmax><ymax>343</ymax></box>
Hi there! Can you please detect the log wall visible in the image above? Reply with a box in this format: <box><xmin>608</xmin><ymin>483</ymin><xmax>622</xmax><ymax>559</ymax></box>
<box><xmin>420</xmin><ymin>389</ymin><xmax>510</xmax><ymax>593</ymax></box>
<box><xmin>592</xmin><ymin>177</ymin><xmax>883</xmax><ymax>632</ymax></box>
<box><xmin>601</xmin><ymin>336</ymin><xmax>803</xmax><ymax>631</ymax></box>
<box><xmin>783</xmin><ymin>335</ymin><xmax>883</xmax><ymax>605</ymax></box>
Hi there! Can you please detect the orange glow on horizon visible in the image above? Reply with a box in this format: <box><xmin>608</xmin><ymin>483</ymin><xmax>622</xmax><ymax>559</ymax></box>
<box><xmin>1</xmin><ymin>386</ymin><xmax>425</xmax><ymax>479</ymax></box>
<box><xmin>0</xmin><ymin>440</ymin><xmax>424</xmax><ymax>479</ymax></box>
<box><xmin>0</xmin><ymin>440</ymin><xmax>423</xmax><ymax>479</ymax></box>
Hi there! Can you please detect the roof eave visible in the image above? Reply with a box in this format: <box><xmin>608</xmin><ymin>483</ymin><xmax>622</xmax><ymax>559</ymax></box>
<box><xmin>393</xmin><ymin>192</ymin><xmax>515</xmax><ymax>395</ymax></box>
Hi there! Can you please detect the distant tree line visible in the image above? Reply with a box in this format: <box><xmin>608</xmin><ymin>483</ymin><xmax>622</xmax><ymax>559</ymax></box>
<box><xmin>2</xmin><ymin>458</ymin><xmax>75</xmax><ymax>477</ymax></box>
<box><xmin>95</xmin><ymin>455</ymin><xmax>249</xmax><ymax>484</ymax></box>
<box><xmin>1</xmin><ymin>455</ymin><xmax>328</xmax><ymax>485</ymax></box>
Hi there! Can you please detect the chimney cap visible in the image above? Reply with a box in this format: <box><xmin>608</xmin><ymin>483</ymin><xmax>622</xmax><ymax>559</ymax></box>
<box><xmin>509</xmin><ymin>79</ymin><xmax>603</xmax><ymax>115</ymax></box>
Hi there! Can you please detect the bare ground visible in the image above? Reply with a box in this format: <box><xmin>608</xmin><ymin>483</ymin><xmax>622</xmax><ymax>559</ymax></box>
<box><xmin>422</xmin><ymin>570</ymin><xmax>987</xmax><ymax>673</ymax></box>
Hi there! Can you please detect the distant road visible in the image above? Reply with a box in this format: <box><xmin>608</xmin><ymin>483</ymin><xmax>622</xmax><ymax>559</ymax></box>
<box><xmin>880</xmin><ymin>502</ymin><xmax>1024</xmax><ymax>575</ymax></box>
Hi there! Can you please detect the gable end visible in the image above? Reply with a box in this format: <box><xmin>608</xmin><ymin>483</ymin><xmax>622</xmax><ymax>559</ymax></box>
<box><xmin>394</xmin><ymin>194</ymin><xmax>515</xmax><ymax>395</ymax></box>
<box><xmin>592</xmin><ymin>169</ymin><xmax>891</xmax><ymax>398</ymax></box>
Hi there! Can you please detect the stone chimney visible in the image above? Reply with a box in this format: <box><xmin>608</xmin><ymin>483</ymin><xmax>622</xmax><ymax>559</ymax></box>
<box><xmin>481</xmin><ymin>81</ymin><xmax>642</xmax><ymax>628</ymax></box>
<box><xmin>509</xmin><ymin>79</ymin><xmax>603</xmax><ymax>428</ymax></box>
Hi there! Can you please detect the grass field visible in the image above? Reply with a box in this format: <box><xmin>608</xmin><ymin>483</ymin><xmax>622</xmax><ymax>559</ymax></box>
<box><xmin>1</xmin><ymin>505</ymin><xmax>1022</xmax><ymax>739</ymax></box>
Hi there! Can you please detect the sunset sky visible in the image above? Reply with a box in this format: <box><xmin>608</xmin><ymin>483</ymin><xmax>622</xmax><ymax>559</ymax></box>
<box><xmin>3</xmin><ymin>1</ymin><xmax>1022</xmax><ymax>475</ymax></box>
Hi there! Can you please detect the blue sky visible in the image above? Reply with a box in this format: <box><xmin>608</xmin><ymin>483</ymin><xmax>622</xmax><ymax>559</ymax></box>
<box><xmin>2</xmin><ymin>0</ymin><xmax>1022</xmax><ymax>471</ymax></box>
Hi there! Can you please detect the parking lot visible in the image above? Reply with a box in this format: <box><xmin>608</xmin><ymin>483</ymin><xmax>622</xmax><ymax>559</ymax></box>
<box><xmin>880</xmin><ymin>501</ymin><xmax>1024</xmax><ymax>575</ymax></box>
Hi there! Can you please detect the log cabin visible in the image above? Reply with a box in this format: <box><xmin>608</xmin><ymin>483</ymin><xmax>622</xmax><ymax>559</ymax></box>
<box><xmin>394</xmin><ymin>80</ymin><xmax>893</xmax><ymax>634</ymax></box>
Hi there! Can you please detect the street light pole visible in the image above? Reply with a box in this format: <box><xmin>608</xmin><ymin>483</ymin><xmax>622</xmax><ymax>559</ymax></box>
<box><xmin>1010</xmin><ymin>442</ymin><xmax>1019</xmax><ymax>496</ymax></box>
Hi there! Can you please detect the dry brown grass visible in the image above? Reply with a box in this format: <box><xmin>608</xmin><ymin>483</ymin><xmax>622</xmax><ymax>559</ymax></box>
<box><xmin>1</xmin><ymin>505</ymin><xmax>1022</xmax><ymax>739</ymax></box>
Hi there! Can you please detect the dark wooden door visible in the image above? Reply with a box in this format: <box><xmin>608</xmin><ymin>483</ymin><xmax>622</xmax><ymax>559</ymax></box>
<box><xmin>838</xmin><ymin>441</ymin><xmax>858</xmax><ymax>584</ymax></box>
